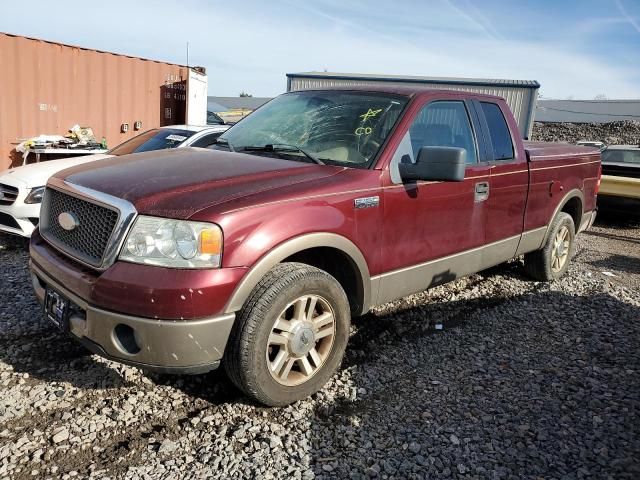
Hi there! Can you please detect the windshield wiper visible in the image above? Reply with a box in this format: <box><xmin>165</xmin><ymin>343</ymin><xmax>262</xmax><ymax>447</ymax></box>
<box><xmin>212</xmin><ymin>137</ymin><xmax>235</xmax><ymax>152</ymax></box>
<box><xmin>241</xmin><ymin>144</ymin><xmax>325</xmax><ymax>165</ymax></box>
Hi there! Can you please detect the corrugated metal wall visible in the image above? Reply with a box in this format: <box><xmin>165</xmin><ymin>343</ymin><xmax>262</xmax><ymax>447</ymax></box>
<box><xmin>288</xmin><ymin>76</ymin><xmax>538</xmax><ymax>139</ymax></box>
<box><xmin>535</xmin><ymin>99</ymin><xmax>640</xmax><ymax>123</ymax></box>
<box><xmin>0</xmin><ymin>33</ymin><xmax>190</xmax><ymax>170</ymax></box>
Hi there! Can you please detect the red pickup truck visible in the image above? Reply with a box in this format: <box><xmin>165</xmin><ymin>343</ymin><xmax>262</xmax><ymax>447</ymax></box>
<box><xmin>29</xmin><ymin>87</ymin><xmax>600</xmax><ymax>406</ymax></box>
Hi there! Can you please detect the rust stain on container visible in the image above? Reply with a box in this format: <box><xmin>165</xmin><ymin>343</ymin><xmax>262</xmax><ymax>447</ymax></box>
<box><xmin>0</xmin><ymin>33</ymin><xmax>189</xmax><ymax>169</ymax></box>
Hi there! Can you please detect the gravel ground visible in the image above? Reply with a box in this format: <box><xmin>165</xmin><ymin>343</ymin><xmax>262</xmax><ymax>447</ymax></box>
<box><xmin>0</xmin><ymin>213</ymin><xmax>639</xmax><ymax>480</ymax></box>
<box><xmin>532</xmin><ymin>120</ymin><xmax>640</xmax><ymax>145</ymax></box>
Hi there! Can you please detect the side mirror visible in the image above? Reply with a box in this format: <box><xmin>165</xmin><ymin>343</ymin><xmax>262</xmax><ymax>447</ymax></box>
<box><xmin>398</xmin><ymin>146</ymin><xmax>466</xmax><ymax>182</ymax></box>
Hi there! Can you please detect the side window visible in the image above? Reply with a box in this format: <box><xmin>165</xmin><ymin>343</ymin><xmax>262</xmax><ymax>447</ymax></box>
<box><xmin>480</xmin><ymin>102</ymin><xmax>514</xmax><ymax>161</ymax></box>
<box><xmin>409</xmin><ymin>101</ymin><xmax>477</xmax><ymax>164</ymax></box>
<box><xmin>390</xmin><ymin>100</ymin><xmax>478</xmax><ymax>183</ymax></box>
<box><xmin>191</xmin><ymin>132</ymin><xmax>223</xmax><ymax>148</ymax></box>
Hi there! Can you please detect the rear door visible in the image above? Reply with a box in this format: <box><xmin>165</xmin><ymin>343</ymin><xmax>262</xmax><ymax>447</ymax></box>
<box><xmin>473</xmin><ymin>100</ymin><xmax>529</xmax><ymax>262</ymax></box>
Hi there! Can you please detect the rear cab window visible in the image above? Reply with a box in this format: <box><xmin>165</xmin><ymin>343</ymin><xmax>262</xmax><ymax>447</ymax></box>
<box><xmin>480</xmin><ymin>102</ymin><xmax>514</xmax><ymax>161</ymax></box>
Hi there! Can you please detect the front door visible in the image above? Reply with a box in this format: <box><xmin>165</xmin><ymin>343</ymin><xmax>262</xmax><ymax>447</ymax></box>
<box><xmin>378</xmin><ymin>98</ymin><xmax>490</xmax><ymax>304</ymax></box>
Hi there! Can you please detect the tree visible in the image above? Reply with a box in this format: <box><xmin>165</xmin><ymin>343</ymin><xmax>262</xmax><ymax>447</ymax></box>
<box><xmin>239</xmin><ymin>91</ymin><xmax>253</xmax><ymax>97</ymax></box>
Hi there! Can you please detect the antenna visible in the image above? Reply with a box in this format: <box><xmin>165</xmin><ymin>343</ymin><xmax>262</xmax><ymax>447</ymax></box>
<box><xmin>186</xmin><ymin>42</ymin><xmax>190</xmax><ymax>67</ymax></box>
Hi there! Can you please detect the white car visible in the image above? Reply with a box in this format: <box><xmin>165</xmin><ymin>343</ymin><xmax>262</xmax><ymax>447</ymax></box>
<box><xmin>0</xmin><ymin>124</ymin><xmax>229</xmax><ymax>237</ymax></box>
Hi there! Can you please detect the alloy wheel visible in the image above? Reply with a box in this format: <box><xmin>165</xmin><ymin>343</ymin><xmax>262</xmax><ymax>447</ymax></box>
<box><xmin>551</xmin><ymin>225</ymin><xmax>570</xmax><ymax>272</ymax></box>
<box><xmin>266</xmin><ymin>294</ymin><xmax>336</xmax><ymax>386</ymax></box>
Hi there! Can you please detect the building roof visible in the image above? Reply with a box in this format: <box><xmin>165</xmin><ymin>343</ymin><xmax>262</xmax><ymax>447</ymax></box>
<box><xmin>300</xmin><ymin>84</ymin><xmax>510</xmax><ymax>98</ymax></box>
<box><xmin>287</xmin><ymin>71</ymin><xmax>540</xmax><ymax>89</ymax></box>
<box><xmin>535</xmin><ymin>99</ymin><xmax>640</xmax><ymax>123</ymax></box>
<box><xmin>1</xmin><ymin>32</ymin><xmax>190</xmax><ymax>68</ymax></box>
<box><xmin>606</xmin><ymin>145</ymin><xmax>640</xmax><ymax>150</ymax></box>
<box><xmin>207</xmin><ymin>96</ymin><xmax>272</xmax><ymax>112</ymax></box>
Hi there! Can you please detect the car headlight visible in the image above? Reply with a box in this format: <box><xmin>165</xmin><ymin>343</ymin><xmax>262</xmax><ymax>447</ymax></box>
<box><xmin>119</xmin><ymin>215</ymin><xmax>222</xmax><ymax>268</ymax></box>
<box><xmin>24</xmin><ymin>186</ymin><xmax>45</xmax><ymax>204</ymax></box>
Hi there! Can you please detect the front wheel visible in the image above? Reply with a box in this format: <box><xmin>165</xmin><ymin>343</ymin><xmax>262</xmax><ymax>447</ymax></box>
<box><xmin>224</xmin><ymin>263</ymin><xmax>351</xmax><ymax>406</ymax></box>
<box><xmin>523</xmin><ymin>212</ymin><xmax>575</xmax><ymax>281</ymax></box>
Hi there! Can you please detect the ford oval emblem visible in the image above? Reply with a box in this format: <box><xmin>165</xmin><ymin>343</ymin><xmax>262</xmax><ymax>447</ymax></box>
<box><xmin>58</xmin><ymin>212</ymin><xmax>79</xmax><ymax>231</ymax></box>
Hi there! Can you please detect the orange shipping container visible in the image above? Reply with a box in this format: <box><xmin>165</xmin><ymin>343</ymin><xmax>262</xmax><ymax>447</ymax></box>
<box><xmin>0</xmin><ymin>32</ymin><xmax>207</xmax><ymax>170</ymax></box>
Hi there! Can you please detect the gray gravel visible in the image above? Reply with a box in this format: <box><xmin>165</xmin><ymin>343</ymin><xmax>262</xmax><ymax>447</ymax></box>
<box><xmin>576</xmin><ymin>215</ymin><xmax>640</xmax><ymax>291</ymax></box>
<box><xmin>0</xmin><ymin>215</ymin><xmax>639</xmax><ymax>479</ymax></box>
<box><xmin>532</xmin><ymin>120</ymin><xmax>640</xmax><ymax>145</ymax></box>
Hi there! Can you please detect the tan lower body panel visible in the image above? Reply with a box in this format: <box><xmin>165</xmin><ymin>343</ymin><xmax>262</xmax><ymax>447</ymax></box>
<box><xmin>371</xmin><ymin>235</ymin><xmax>521</xmax><ymax>306</ymax></box>
<box><xmin>578</xmin><ymin>210</ymin><xmax>596</xmax><ymax>233</ymax></box>
<box><xmin>369</xmin><ymin>211</ymin><xmax>594</xmax><ymax>308</ymax></box>
<box><xmin>515</xmin><ymin>227</ymin><xmax>547</xmax><ymax>256</ymax></box>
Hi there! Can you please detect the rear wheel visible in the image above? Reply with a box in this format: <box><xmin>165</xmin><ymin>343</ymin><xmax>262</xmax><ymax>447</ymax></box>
<box><xmin>224</xmin><ymin>263</ymin><xmax>350</xmax><ymax>406</ymax></box>
<box><xmin>523</xmin><ymin>212</ymin><xmax>575</xmax><ymax>281</ymax></box>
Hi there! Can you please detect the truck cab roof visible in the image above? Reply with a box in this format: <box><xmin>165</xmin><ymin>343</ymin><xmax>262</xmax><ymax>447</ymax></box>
<box><xmin>288</xmin><ymin>85</ymin><xmax>504</xmax><ymax>101</ymax></box>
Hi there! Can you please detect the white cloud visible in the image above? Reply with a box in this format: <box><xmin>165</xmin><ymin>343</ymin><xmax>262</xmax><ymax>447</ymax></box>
<box><xmin>198</xmin><ymin>0</ymin><xmax>640</xmax><ymax>99</ymax></box>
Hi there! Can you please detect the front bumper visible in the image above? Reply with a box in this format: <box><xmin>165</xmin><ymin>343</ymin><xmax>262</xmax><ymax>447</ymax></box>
<box><xmin>30</xmin><ymin>230</ymin><xmax>247</xmax><ymax>320</ymax></box>
<box><xmin>0</xmin><ymin>202</ymin><xmax>39</xmax><ymax>237</ymax></box>
<box><xmin>31</xmin><ymin>261</ymin><xmax>236</xmax><ymax>374</ymax></box>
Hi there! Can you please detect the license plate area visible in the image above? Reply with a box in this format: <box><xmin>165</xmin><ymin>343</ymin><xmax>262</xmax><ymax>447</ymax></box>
<box><xmin>45</xmin><ymin>287</ymin><xmax>70</xmax><ymax>332</ymax></box>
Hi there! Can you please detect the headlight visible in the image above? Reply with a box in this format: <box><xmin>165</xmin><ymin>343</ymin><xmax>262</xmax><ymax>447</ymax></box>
<box><xmin>119</xmin><ymin>215</ymin><xmax>222</xmax><ymax>268</ymax></box>
<box><xmin>24</xmin><ymin>186</ymin><xmax>45</xmax><ymax>204</ymax></box>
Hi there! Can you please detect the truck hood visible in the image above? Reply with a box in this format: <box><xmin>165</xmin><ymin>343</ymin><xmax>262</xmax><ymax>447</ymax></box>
<box><xmin>0</xmin><ymin>154</ymin><xmax>111</xmax><ymax>189</ymax></box>
<box><xmin>56</xmin><ymin>148</ymin><xmax>342</xmax><ymax>218</ymax></box>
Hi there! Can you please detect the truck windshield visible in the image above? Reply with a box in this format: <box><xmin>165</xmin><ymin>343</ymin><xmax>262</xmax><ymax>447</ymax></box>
<box><xmin>109</xmin><ymin>128</ymin><xmax>195</xmax><ymax>156</ymax></box>
<box><xmin>218</xmin><ymin>91</ymin><xmax>408</xmax><ymax>166</ymax></box>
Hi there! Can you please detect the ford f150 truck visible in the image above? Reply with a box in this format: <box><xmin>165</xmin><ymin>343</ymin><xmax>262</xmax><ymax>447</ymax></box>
<box><xmin>29</xmin><ymin>87</ymin><xmax>600</xmax><ymax>406</ymax></box>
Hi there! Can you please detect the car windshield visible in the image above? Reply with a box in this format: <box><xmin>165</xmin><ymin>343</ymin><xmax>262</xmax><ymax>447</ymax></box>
<box><xmin>601</xmin><ymin>148</ymin><xmax>640</xmax><ymax>165</ymax></box>
<box><xmin>207</xmin><ymin>111</ymin><xmax>225</xmax><ymax>125</ymax></box>
<box><xmin>108</xmin><ymin>128</ymin><xmax>195</xmax><ymax>156</ymax></box>
<box><xmin>218</xmin><ymin>91</ymin><xmax>408</xmax><ymax>166</ymax></box>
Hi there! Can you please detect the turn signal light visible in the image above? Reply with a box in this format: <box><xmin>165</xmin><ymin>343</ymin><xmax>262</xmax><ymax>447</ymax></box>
<box><xmin>200</xmin><ymin>228</ymin><xmax>222</xmax><ymax>255</ymax></box>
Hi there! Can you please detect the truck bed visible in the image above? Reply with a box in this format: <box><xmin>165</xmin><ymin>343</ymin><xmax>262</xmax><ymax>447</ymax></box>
<box><xmin>521</xmin><ymin>141</ymin><xmax>601</xmax><ymax>235</ymax></box>
<box><xmin>524</xmin><ymin>141</ymin><xmax>600</xmax><ymax>162</ymax></box>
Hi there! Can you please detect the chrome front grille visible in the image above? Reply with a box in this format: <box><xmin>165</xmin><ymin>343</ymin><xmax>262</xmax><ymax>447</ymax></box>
<box><xmin>0</xmin><ymin>183</ymin><xmax>19</xmax><ymax>206</ymax></box>
<box><xmin>39</xmin><ymin>179</ymin><xmax>138</xmax><ymax>270</ymax></box>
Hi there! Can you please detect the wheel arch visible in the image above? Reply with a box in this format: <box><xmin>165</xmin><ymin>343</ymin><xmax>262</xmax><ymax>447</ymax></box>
<box><xmin>542</xmin><ymin>189</ymin><xmax>584</xmax><ymax>245</ymax></box>
<box><xmin>224</xmin><ymin>233</ymin><xmax>371</xmax><ymax>316</ymax></box>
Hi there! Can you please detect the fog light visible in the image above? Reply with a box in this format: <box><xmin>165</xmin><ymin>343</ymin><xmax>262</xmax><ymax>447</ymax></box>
<box><xmin>113</xmin><ymin>324</ymin><xmax>141</xmax><ymax>355</ymax></box>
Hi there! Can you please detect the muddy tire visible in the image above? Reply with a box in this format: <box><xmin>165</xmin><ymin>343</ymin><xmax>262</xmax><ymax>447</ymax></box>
<box><xmin>524</xmin><ymin>212</ymin><xmax>575</xmax><ymax>281</ymax></box>
<box><xmin>224</xmin><ymin>262</ymin><xmax>351</xmax><ymax>406</ymax></box>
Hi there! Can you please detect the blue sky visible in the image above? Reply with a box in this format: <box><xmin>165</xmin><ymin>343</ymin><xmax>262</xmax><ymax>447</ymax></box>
<box><xmin>1</xmin><ymin>0</ymin><xmax>639</xmax><ymax>99</ymax></box>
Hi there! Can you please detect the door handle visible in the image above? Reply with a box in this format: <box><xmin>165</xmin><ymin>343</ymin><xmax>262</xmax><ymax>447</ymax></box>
<box><xmin>475</xmin><ymin>182</ymin><xmax>490</xmax><ymax>202</ymax></box>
